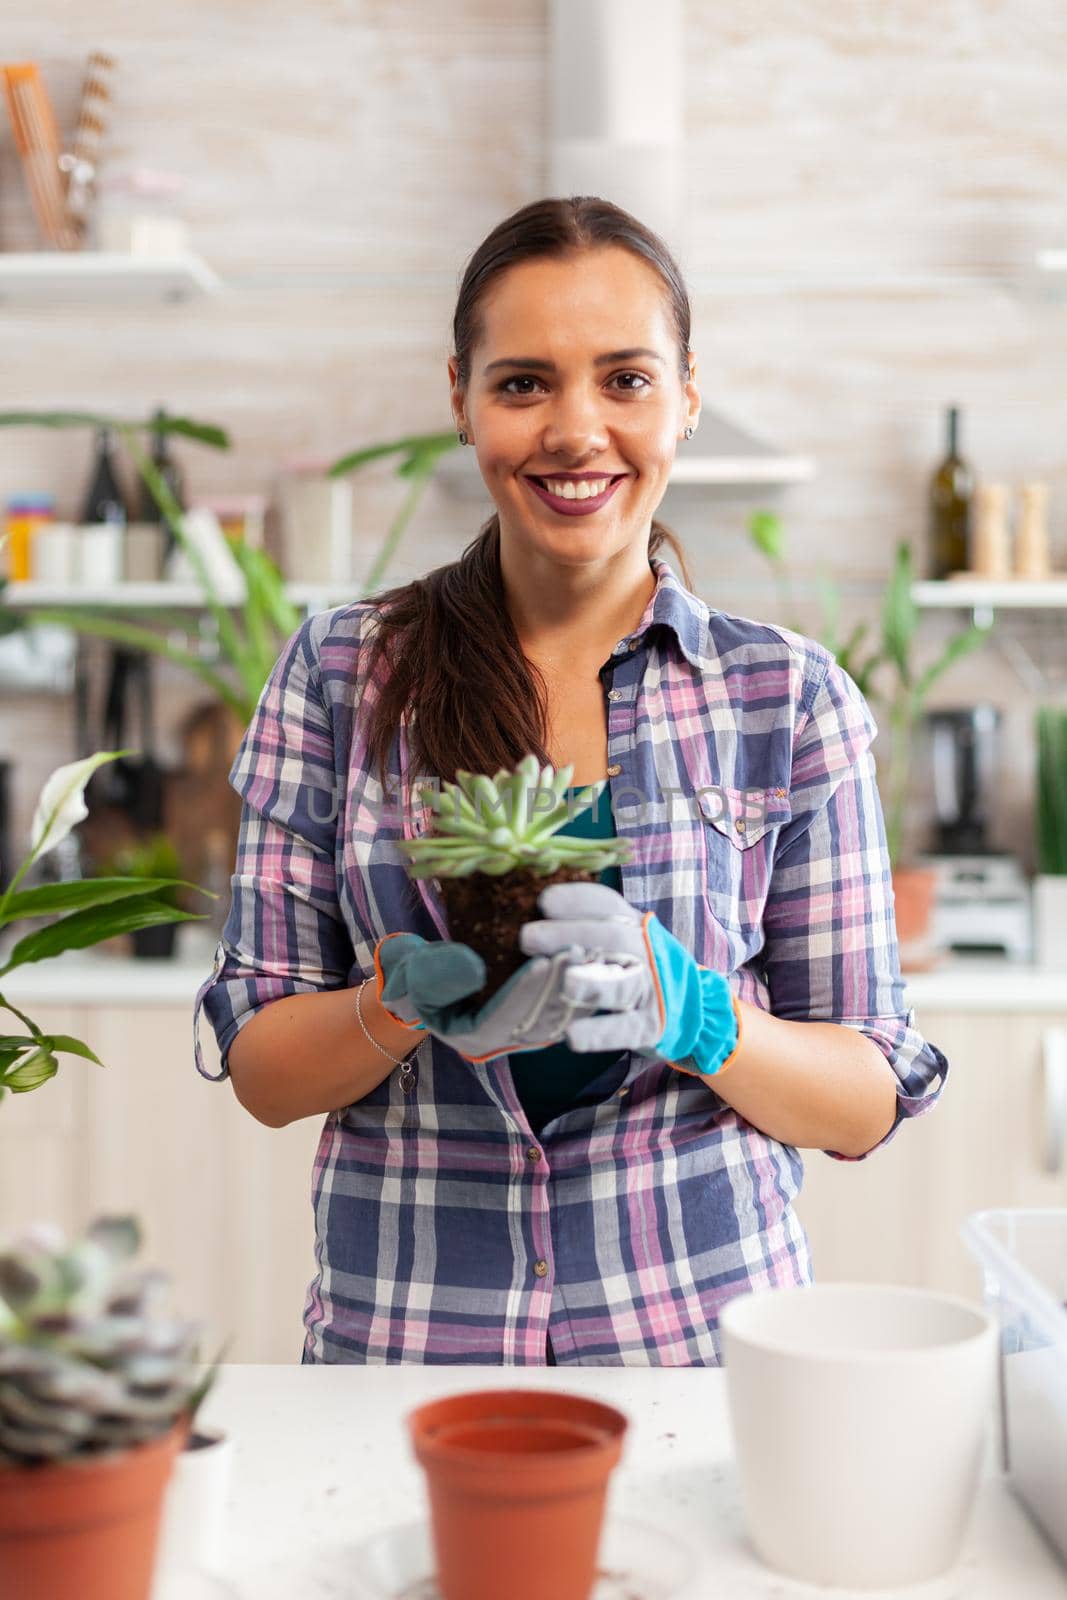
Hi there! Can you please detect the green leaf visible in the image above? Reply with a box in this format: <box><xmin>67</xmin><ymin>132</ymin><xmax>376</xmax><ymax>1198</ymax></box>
<box><xmin>912</xmin><ymin>623</ymin><xmax>991</xmax><ymax>707</ymax></box>
<box><xmin>45</xmin><ymin>1035</ymin><xmax>104</xmax><ymax>1066</ymax></box>
<box><xmin>0</xmin><ymin>897</ymin><xmax>204</xmax><ymax>976</ymax></box>
<box><xmin>880</xmin><ymin>542</ymin><xmax>917</xmax><ymax>681</ymax></box>
<box><xmin>4</xmin><ymin>1046</ymin><xmax>58</xmax><ymax>1092</ymax></box>
<box><xmin>0</xmin><ymin>876</ymin><xmax>197</xmax><ymax>928</ymax></box>
<box><xmin>747</xmin><ymin>511</ymin><xmax>785</xmax><ymax>564</ymax></box>
<box><xmin>0</xmin><ymin>411</ymin><xmax>229</xmax><ymax>449</ymax></box>
<box><xmin>21</xmin><ymin>608</ymin><xmax>247</xmax><ymax>716</ymax></box>
<box><xmin>326</xmin><ymin>430</ymin><xmax>459</xmax><ymax>479</ymax></box>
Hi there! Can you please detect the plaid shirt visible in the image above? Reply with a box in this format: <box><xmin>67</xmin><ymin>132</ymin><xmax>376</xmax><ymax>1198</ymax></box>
<box><xmin>194</xmin><ymin>555</ymin><xmax>947</xmax><ymax>1366</ymax></box>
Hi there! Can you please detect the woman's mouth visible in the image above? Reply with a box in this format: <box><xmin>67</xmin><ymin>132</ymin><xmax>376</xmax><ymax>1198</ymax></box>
<box><xmin>523</xmin><ymin>474</ymin><xmax>627</xmax><ymax>516</ymax></box>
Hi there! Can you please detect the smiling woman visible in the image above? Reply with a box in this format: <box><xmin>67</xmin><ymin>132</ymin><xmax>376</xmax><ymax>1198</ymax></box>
<box><xmin>195</xmin><ymin>196</ymin><xmax>948</xmax><ymax>1369</ymax></box>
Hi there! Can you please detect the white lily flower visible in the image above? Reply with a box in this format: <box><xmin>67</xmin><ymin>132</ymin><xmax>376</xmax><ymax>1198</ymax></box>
<box><xmin>29</xmin><ymin>751</ymin><xmax>129</xmax><ymax>862</ymax></box>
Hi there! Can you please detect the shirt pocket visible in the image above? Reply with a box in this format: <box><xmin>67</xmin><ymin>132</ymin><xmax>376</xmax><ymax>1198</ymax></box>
<box><xmin>697</xmin><ymin>784</ymin><xmax>792</xmax><ymax>935</ymax></box>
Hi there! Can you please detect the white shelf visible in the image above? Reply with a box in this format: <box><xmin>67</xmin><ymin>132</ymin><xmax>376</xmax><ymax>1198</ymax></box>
<box><xmin>436</xmin><ymin>407</ymin><xmax>814</xmax><ymax>493</ymax></box>
<box><xmin>1036</xmin><ymin>249</ymin><xmax>1067</xmax><ymax>273</ymax></box>
<box><xmin>0</xmin><ymin>251</ymin><xmax>222</xmax><ymax>305</ymax></box>
<box><xmin>912</xmin><ymin>579</ymin><xmax>1067</xmax><ymax>610</ymax></box>
<box><xmin>3</xmin><ymin>579</ymin><xmax>357</xmax><ymax>611</ymax></box>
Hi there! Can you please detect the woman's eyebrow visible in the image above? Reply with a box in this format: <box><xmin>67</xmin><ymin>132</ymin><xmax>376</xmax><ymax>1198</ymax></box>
<box><xmin>482</xmin><ymin>347</ymin><xmax>665</xmax><ymax>374</ymax></box>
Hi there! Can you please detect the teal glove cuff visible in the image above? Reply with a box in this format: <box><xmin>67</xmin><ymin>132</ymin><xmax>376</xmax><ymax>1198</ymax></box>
<box><xmin>644</xmin><ymin>917</ymin><xmax>739</xmax><ymax>1076</ymax></box>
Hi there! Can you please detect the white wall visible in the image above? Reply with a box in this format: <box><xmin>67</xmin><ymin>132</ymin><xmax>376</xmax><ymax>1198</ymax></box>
<box><xmin>3</xmin><ymin>0</ymin><xmax>1066</xmax><ymax>860</ymax></box>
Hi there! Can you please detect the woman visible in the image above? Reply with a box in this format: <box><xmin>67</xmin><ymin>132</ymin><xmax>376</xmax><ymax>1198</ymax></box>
<box><xmin>194</xmin><ymin>196</ymin><xmax>947</xmax><ymax>1367</ymax></box>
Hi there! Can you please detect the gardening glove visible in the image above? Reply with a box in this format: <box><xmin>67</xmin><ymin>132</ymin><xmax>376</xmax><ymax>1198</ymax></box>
<box><xmin>518</xmin><ymin>883</ymin><xmax>742</xmax><ymax>1076</ymax></box>
<box><xmin>373</xmin><ymin>931</ymin><xmax>596</xmax><ymax>1064</ymax></box>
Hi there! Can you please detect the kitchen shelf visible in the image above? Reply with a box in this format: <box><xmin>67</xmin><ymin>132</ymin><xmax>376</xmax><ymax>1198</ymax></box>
<box><xmin>0</xmin><ymin>251</ymin><xmax>222</xmax><ymax>305</ymax></box>
<box><xmin>3</xmin><ymin>579</ymin><xmax>357</xmax><ymax>612</ymax></box>
<box><xmin>912</xmin><ymin>579</ymin><xmax>1067</xmax><ymax>695</ymax></box>
<box><xmin>436</xmin><ymin>408</ymin><xmax>814</xmax><ymax>493</ymax></box>
<box><xmin>912</xmin><ymin>579</ymin><xmax>1067</xmax><ymax>610</ymax></box>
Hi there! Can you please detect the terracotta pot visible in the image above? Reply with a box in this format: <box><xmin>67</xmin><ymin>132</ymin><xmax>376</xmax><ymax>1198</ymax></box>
<box><xmin>0</xmin><ymin>1417</ymin><xmax>189</xmax><ymax>1600</ymax></box>
<box><xmin>408</xmin><ymin>1388</ymin><xmax>628</xmax><ymax>1600</ymax></box>
<box><xmin>892</xmin><ymin>864</ymin><xmax>940</xmax><ymax>971</ymax></box>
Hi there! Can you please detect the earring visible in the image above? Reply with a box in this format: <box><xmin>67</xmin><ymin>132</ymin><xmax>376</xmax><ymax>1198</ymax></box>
<box><xmin>457</xmin><ymin>429</ymin><xmax>468</xmax><ymax>445</ymax></box>
<box><xmin>683</xmin><ymin>425</ymin><xmax>694</xmax><ymax>440</ymax></box>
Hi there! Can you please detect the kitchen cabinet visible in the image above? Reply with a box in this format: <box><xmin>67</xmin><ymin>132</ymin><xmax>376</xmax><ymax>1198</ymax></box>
<box><xmin>0</xmin><ymin>994</ymin><xmax>320</xmax><ymax>1365</ymax></box>
<box><xmin>4</xmin><ymin>958</ymin><xmax>1065</xmax><ymax>1358</ymax></box>
<box><xmin>796</xmin><ymin>1008</ymin><xmax>1067</xmax><ymax>1300</ymax></box>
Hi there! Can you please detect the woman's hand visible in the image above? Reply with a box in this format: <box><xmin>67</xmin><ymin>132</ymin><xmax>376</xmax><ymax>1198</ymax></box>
<box><xmin>518</xmin><ymin>883</ymin><xmax>741</xmax><ymax>1076</ymax></box>
<box><xmin>373</xmin><ymin>931</ymin><xmax>596</xmax><ymax>1063</ymax></box>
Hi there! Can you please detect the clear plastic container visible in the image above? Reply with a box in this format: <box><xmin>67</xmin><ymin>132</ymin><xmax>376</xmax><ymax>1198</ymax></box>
<box><xmin>962</xmin><ymin>1208</ymin><xmax>1067</xmax><ymax>1565</ymax></box>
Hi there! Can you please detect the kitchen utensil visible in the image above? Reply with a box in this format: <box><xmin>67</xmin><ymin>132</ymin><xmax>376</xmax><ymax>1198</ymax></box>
<box><xmin>0</xmin><ymin>64</ymin><xmax>79</xmax><ymax>249</ymax></box>
<box><xmin>720</xmin><ymin>1282</ymin><xmax>997</xmax><ymax>1588</ymax></box>
<box><xmin>93</xmin><ymin>647</ymin><xmax>165</xmax><ymax>830</ymax></box>
<box><xmin>59</xmin><ymin>51</ymin><xmax>114</xmax><ymax>237</ymax></box>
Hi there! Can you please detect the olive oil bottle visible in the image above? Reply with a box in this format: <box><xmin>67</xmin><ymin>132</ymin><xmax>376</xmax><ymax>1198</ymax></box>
<box><xmin>929</xmin><ymin>405</ymin><xmax>974</xmax><ymax>579</ymax></box>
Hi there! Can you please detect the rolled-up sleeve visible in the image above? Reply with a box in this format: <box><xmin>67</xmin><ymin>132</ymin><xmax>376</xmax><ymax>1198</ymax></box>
<box><xmin>758</xmin><ymin>649</ymin><xmax>948</xmax><ymax>1161</ymax></box>
<box><xmin>193</xmin><ymin>613</ymin><xmax>356</xmax><ymax>1082</ymax></box>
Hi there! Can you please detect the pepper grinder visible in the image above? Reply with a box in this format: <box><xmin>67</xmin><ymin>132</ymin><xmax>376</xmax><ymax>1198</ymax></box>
<box><xmin>1013</xmin><ymin>481</ymin><xmax>1051</xmax><ymax>579</ymax></box>
<box><xmin>969</xmin><ymin>483</ymin><xmax>1011</xmax><ymax>579</ymax></box>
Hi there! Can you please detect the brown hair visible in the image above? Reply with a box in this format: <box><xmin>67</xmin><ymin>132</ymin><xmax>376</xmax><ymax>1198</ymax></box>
<box><xmin>360</xmin><ymin>195</ymin><xmax>695</xmax><ymax>793</ymax></box>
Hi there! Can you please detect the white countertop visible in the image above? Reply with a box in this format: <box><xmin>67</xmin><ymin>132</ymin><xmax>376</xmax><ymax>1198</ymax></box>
<box><xmin>190</xmin><ymin>1364</ymin><xmax>1066</xmax><ymax>1599</ymax></box>
<box><xmin>6</xmin><ymin>947</ymin><xmax>1067</xmax><ymax>1013</ymax></box>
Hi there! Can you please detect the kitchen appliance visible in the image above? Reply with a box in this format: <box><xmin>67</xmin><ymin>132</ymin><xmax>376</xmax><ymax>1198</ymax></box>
<box><xmin>924</xmin><ymin>706</ymin><xmax>1032</xmax><ymax>961</ymax></box>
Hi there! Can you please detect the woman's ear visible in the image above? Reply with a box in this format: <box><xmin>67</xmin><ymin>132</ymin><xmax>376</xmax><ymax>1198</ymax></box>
<box><xmin>447</xmin><ymin>355</ymin><xmax>466</xmax><ymax>434</ymax></box>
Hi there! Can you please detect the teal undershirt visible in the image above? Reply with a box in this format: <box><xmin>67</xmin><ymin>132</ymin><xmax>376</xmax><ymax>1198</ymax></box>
<box><xmin>508</xmin><ymin>785</ymin><xmax>626</xmax><ymax>1134</ymax></box>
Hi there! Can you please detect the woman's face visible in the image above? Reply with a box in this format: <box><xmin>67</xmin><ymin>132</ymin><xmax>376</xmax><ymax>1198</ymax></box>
<box><xmin>448</xmin><ymin>246</ymin><xmax>699</xmax><ymax>567</ymax></box>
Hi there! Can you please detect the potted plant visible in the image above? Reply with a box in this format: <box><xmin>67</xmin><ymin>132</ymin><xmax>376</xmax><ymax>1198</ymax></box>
<box><xmin>0</xmin><ymin>753</ymin><xmax>206</xmax><ymax>1104</ymax></box>
<box><xmin>98</xmin><ymin>833</ymin><xmax>187</xmax><ymax>960</ymax></box>
<box><xmin>0</xmin><ymin>1213</ymin><xmax>216</xmax><ymax>1600</ymax></box>
<box><xmin>877</xmin><ymin>542</ymin><xmax>989</xmax><ymax>965</ymax></box>
<box><xmin>398</xmin><ymin>755</ymin><xmax>632</xmax><ymax>1006</ymax></box>
<box><xmin>747</xmin><ymin>517</ymin><xmax>990</xmax><ymax>966</ymax></box>
<box><xmin>1033</xmin><ymin>706</ymin><xmax>1067</xmax><ymax>968</ymax></box>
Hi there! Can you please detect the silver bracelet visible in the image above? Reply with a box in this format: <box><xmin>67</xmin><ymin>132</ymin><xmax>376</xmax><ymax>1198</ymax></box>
<box><xmin>355</xmin><ymin>977</ymin><xmax>419</xmax><ymax>1092</ymax></box>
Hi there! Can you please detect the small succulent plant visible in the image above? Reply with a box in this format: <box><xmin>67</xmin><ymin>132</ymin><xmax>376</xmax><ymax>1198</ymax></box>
<box><xmin>0</xmin><ymin>1215</ymin><xmax>210</xmax><ymax>1466</ymax></box>
<box><xmin>398</xmin><ymin>755</ymin><xmax>633</xmax><ymax>879</ymax></box>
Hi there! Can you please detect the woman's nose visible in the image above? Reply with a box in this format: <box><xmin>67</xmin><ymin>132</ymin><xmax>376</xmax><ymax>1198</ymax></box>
<box><xmin>540</xmin><ymin>390</ymin><xmax>610</xmax><ymax>457</ymax></box>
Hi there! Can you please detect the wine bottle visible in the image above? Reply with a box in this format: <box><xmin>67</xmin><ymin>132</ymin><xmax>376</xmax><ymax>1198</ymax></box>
<box><xmin>136</xmin><ymin>406</ymin><xmax>186</xmax><ymax>560</ymax></box>
<box><xmin>929</xmin><ymin>405</ymin><xmax>974</xmax><ymax>580</ymax></box>
<box><xmin>79</xmin><ymin>426</ymin><xmax>129</xmax><ymax>526</ymax></box>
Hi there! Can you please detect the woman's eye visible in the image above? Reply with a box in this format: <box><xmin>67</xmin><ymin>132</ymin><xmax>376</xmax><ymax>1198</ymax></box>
<box><xmin>498</xmin><ymin>372</ymin><xmax>651</xmax><ymax>396</ymax></box>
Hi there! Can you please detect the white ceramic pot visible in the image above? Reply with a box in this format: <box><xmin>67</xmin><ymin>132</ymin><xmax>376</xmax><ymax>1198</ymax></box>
<box><xmin>720</xmin><ymin>1283</ymin><xmax>997</xmax><ymax>1589</ymax></box>
<box><xmin>1033</xmin><ymin>875</ymin><xmax>1067</xmax><ymax>969</ymax></box>
<box><xmin>155</xmin><ymin>1427</ymin><xmax>233</xmax><ymax>1576</ymax></box>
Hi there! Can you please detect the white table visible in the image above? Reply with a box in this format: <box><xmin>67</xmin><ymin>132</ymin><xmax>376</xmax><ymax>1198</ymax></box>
<box><xmin>193</xmin><ymin>1364</ymin><xmax>1067</xmax><ymax>1599</ymax></box>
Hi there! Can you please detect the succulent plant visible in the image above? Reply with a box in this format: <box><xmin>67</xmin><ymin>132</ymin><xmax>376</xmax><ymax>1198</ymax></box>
<box><xmin>0</xmin><ymin>1216</ymin><xmax>209</xmax><ymax>1466</ymax></box>
<box><xmin>398</xmin><ymin>755</ymin><xmax>633</xmax><ymax>879</ymax></box>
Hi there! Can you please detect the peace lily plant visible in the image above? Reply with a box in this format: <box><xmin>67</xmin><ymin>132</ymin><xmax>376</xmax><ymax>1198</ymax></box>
<box><xmin>0</xmin><ymin>752</ymin><xmax>204</xmax><ymax>1105</ymax></box>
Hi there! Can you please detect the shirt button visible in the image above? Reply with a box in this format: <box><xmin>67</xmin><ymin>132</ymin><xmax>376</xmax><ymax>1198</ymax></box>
<box><xmin>735</xmin><ymin>818</ymin><xmax>747</xmax><ymax>833</ymax></box>
<box><xmin>533</xmin><ymin>1259</ymin><xmax>549</xmax><ymax>1278</ymax></box>
<box><xmin>606</xmin><ymin>763</ymin><xmax>621</xmax><ymax>777</ymax></box>
<box><xmin>628</xmin><ymin>639</ymin><xmax>639</xmax><ymax>651</ymax></box>
<box><xmin>526</xmin><ymin>1145</ymin><xmax>542</xmax><ymax>1163</ymax></box>
<box><xmin>607</xmin><ymin>688</ymin><xmax>623</xmax><ymax>702</ymax></box>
